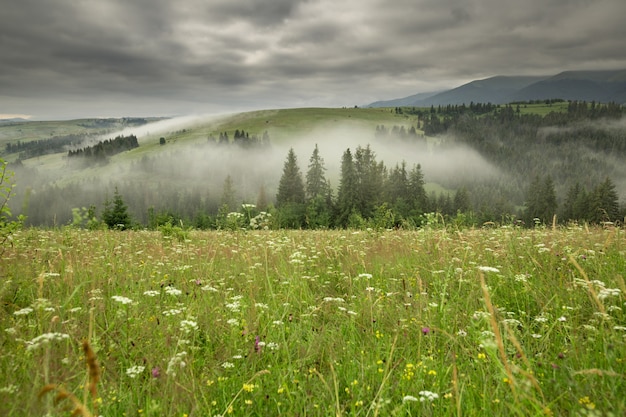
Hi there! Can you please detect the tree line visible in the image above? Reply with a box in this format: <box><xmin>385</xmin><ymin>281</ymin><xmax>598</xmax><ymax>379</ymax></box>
<box><xmin>67</xmin><ymin>134</ymin><xmax>139</xmax><ymax>163</ymax></box>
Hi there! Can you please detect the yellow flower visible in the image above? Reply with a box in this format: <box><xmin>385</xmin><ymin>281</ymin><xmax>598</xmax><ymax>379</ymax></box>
<box><xmin>428</xmin><ymin>370</ymin><xmax>437</xmax><ymax>376</ymax></box>
<box><xmin>477</xmin><ymin>353</ymin><xmax>486</xmax><ymax>360</ymax></box>
<box><xmin>242</xmin><ymin>383</ymin><xmax>257</xmax><ymax>393</ymax></box>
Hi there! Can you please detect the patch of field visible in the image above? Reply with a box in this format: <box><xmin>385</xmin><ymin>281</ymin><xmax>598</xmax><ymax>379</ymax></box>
<box><xmin>1</xmin><ymin>226</ymin><xmax>625</xmax><ymax>416</ymax></box>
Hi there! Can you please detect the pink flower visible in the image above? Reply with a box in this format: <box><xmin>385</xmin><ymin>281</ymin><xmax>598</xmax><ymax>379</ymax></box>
<box><xmin>151</xmin><ymin>367</ymin><xmax>160</xmax><ymax>378</ymax></box>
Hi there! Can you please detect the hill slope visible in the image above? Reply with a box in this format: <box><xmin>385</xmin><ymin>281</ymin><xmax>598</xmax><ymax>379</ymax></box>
<box><xmin>368</xmin><ymin>69</ymin><xmax>626</xmax><ymax>107</ymax></box>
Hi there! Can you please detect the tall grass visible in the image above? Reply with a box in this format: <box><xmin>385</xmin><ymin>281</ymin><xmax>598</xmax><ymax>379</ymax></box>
<box><xmin>1</xmin><ymin>225</ymin><xmax>624</xmax><ymax>416</ymax></box>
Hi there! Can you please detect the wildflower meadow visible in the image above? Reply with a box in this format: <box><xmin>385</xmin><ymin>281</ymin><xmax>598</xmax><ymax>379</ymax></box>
<box><xmin>1</xmin><ymin>225</ymin><xmax>625</xmax><ymax>416</ymax></box>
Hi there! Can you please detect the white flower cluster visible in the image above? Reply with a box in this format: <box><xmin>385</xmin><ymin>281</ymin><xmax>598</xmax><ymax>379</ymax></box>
<box><xmin>598</xmin><ymin>287</ymin><xmax>621</xmax><ymax>300</ymax></box>
<box><xmin>477</xmin><ymin>266</ymin><xmax>500</xmax><ymax>273</ymax></box>
<box><xmin>166</xmin><ymin>351</ymin><xmax>188</xmax><ymax>376</ymax></box>
<box><xmin>164</xmin><ymin>287</ymin><xmax>182</xmax><ymax>296</ymax></box>
<box><xmin>418</xmin><ymin>390</ymin><xmax>439</xmax><ymax>402</ymax></box>
<box><xmin>180</xmin><ymin>319</ymin><xmax>198</xmax><ymax>333</ymax></box>
<box><xmin>13</xmin><ymin>307</ymin><xmax>34</xmax><ymax>316</ymax></box>
<box><xmin>25</xmin><ymin>332</ymin><xmax>70</xmax><ymax>351</ymax></box>
<box><xmin>126</xmin><ymin>365</ymin><xmax>145</xmax><ymax>378</ymax></box>
<box><xmin>111</xmin><ymin>295</ymin><xmax>133</xmax><ymax>305</ymax></box>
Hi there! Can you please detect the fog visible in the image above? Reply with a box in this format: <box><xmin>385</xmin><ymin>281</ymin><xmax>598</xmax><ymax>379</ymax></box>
<box><xmin>12</xmin><ymin>114</ymin><xmax>510</xmax><ymax>226</ymax></box>
<box><xmin>13</xmin><ymin>111</ymin><xmax>625</xmax><ymax>227</ymax></box>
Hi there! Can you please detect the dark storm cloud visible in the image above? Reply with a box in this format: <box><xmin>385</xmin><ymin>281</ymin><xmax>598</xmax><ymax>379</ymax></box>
<box><xmin>1</xmin><ymin>0</ymin><xmax>625</xmax><ymax>119</ymax></box>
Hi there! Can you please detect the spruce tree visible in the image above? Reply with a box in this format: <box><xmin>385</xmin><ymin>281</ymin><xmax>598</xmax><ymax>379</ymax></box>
<box><xmin>276</xmin><ymin>148</ymin><xmax>305</xmax><ymax>228</ymax></box>
<box><xmin>102</xmin><ymin>187</ymin><xmax>131</xmax><ymax>230</ymax></box>
<box><xmin>591</xmin><ymin>177</ymin><xmax>620</xmax><ymax>223</ymax></box>
<box><xmin>336</xmin><ymin>148</ymin><xmax>358</xmax><ymax>227</ymax></box>
<box><xmin>276</xmin><ymin>148</ymin><xmax>305</xmax><ymax>207</ymax></box>
<box><xmin>305</xmin><ymin>144</ymin><xmax>328</xmax><ymax>201</ymax></box>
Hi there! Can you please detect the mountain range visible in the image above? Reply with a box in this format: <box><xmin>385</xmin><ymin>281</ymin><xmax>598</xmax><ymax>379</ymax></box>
<box><xmin>367</xmin><ymin>69</ymin><xmax>626</xmax><ymax>108</ymax></box>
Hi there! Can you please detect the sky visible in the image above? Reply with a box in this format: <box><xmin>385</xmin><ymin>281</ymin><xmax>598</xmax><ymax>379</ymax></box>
<box><xmin>2</xmin><ymin>0</ymin><xmax>626</xmax><ymax>120</ymax></box>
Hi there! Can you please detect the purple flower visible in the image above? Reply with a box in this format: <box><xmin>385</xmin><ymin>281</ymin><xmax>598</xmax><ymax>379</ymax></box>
<box><xmin>254</xmin><ymin>336</ymin><xmax>261</xmax><ymax>353</ymax></box>
<box><xmin>421</xmin><ymin>327</ymin><xmax>431</xmax><ymax>335</ymax></box>
<box><xmin>151</xmin><ymin>367</ymin><xmax>160</xmax><ymax>378</ymax></box>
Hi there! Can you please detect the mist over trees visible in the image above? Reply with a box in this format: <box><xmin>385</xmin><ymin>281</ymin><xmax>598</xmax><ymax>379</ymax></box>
<box><xmin>4</xmin><ymin>101</ymin><xmax>626</xmax><ymax>229</ymax></box>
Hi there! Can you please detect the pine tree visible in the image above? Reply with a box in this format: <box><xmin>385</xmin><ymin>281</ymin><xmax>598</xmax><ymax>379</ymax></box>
<box><xmin>276</xmin><ymin>148</ymin><xmax>306</xmax><ymax>228</ymax></box>
<box><xmin>354</xmin><ymin>145</ymin><xmax>384</xmax><ymax>219</ymax></box>
<box><xmin>453</xmin><ymin>186</ymin><xmax>471</xmax><ymax>213</ymax></box>
<box><xmin>276</xmin><ymin>148</ymin><xmax>305</xmax><ymax>207</ymax></box>
<box><xmin>220</xmin><ymin>175</ymin><xmax>237</xmax><ymax>212</ymax></box>
<box><xmin>102</xmin><ymin>187</ymin><xmax>131</xmax><ymax>230</ymax></box>
<box><xmin>590</xmin><ymin>177</ymin><xmax>620</xmax><ymax>223</ymax></box>
<box><xmin>305</xmin><ymin>144</ymin><xmax>329</xmax><ymax>201</ymax></box>
<box><xmin>407</xmin><ymin>164</ymin><xmax>428</xmax><ymax>216</ymax></box>
<box><xmin>336</xmin><ymin>148</ymin><xmax>359</xmax><ymax>227</ymax></box>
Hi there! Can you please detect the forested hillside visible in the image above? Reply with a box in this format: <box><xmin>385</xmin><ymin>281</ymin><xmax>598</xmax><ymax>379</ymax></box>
<box><xmin>2</xmin><ymin>104</ymin><xmax>625</xmax><ymax>229</ymax></box>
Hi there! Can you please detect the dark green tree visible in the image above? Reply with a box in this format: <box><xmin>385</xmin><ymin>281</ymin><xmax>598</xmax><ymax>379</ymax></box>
<box><xmin>407</xmin><ymin>164</ymin><xmax>428</xmax><ymax>217</ymax></box>
<box><xmin>220</xmin><ymin>175</ymin><xmax>237</xmax><ymax>212</ymax></box>
<box><xmin>385</xmin><ymin>162</ymin><xmax>410</xmax><ymax>218</ymax></box>
<box><xmin>354</xmin><ymin>145</ymin><xmax>384</xmax><ymax>219</ymax></box>
<box><xmin>453</xmin><ymin>186</ymin><xmax>472</xmax><ymax>213</ymax></box>
<box><xmin>102</xmin><ymin>187</ymin><xmax>131</xmax><ymax>230</ymax></box>
<box><xmin>524</xmin><ymin>175</ymin><xmax>557</xmax><ymax>226</ymax></box>
<box><xmin>276</xmin><ymin>148</ymin><xmax>305</xmax><ymax>228</ymax></box>
<box><xmin>336</xmin><ymin>148</ymin><xmax>359</xmax><ymax>227</ymax></box>
<box><xmin>305</xmin><ymin>144</ymin><xmax>329</xmax><ymax>201</ymax></box>
<box><xmin>276</xmin><ymin>148</ymin><xmax>305</xmax><ymax>206</ymax></box>
<box><xmin>590</xmin><ymin>177</ymin><xmax>620</xmax><ymax>223</ymax></box>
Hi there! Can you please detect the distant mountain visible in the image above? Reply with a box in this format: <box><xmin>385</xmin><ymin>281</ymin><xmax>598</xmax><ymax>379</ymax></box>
<box><xmin>368</xmin><ymin>70</ymin><xmax>626</xmax><ymax>107</ymax></box>
<box><xmin>368</xmin><ymin>91</ymin><xmax>441</xmax><ymax>107</ymax></box>
<box><xmin>0</xmin><ymin>118</ymin><xmax>29</xmax><ymax>124</ymax></box>
<box><xmin>510</xmin><ymin>70</ymin><xmax>626</xmax><ymax>103</ymax></box>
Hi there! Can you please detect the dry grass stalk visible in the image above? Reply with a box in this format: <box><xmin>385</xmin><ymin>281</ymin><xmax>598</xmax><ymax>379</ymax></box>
<box><xmin>83</xmin><ymin>340</ymin><xmax>100</xmax><ymax>413</ymax></box>
<box><xmin>39</xmin><ymin>384</ymin><xmax>94</xmax><ymax>417</ymax></box>
<box><xmin>479</xmin><ymin>272</ymin><xmax>518</xmax><ymax>402</ymax></box>
<box><xmin>40</xmin><ymin>340</ymin><xmax>101</xmax><ymax>417</ymax></box>
<box><xmin>569</xmin><ymin>256</ymin><xmax>606</xmax><ymax>315</ymax></box>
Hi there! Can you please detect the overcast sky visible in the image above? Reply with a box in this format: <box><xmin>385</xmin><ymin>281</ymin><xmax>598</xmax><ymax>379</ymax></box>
<box><xmin>2</xmin><ymin>0</ymin><xmax>625</xmax><ymax>120</ymax></box>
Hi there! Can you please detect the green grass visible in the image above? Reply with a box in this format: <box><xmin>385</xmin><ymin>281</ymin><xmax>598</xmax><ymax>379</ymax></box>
<box><xmin>1</xmin><ymin>226</ymin><xmax>625</xmax><ymax>416</ymax></box>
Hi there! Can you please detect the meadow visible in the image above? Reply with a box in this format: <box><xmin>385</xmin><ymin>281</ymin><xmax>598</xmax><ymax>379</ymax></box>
<box><xmin>1</xmin><ymin>224</ymin><xmax>625</xmax><ymax>416</ymax></box>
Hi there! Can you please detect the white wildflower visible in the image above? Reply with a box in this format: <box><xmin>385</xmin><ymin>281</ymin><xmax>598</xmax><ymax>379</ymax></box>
<box><xmin>111</xmin><ymin>295</ymin><xmax>133</xmax><ymax>305</ymax></box>
<box><xmin>166</xmin><ymin>351</ymin><xmax>188</xmax><ymax>376</ymax></box>
<box><xmin>164</xmin><ymin>287</ymin><xmax>182</xmax><ymax>296</ymax></box>
<box><xmin>477</xmin><ymin>266</ymin><xmax>500</xmax><ymax>273</ymax></box>
<box><xmin>180</xmin><ymin>320</ymin><xmax>198</xmax><ymax>333</ymax></box>
<box><xmin>598</xmin><ymin>288</ymin><xmax>621</xmax><ymax>300</ymax></box>
<box><xmin>402</xmin><ymin>395</ymin><xmax>419</xmax><ymax>403</ymax></box>
<box><xmin>126</xmin><ymin>365</ymin><xmax>145</xmax><ymax>378</ymax></box>
<box><xmin>163</xmin><ymin>309</ymin><xmax>182</xmax><ymax>316</ymax></box>
<box><xmin>25</xmin><ymin>332</ymin><xmax>70</xmax><ymax>351</ymax></box>
<box><xmin>221</xmin><ymin>361</ymin><xmax>235</xmax><ymax>369</ymax></box>
<box><xmin>143</xmin><ymin>290</ymin><xmax>160</xmax><ymax>297</ymax></box>
<box><xmin>13</xmin><ymin>307</ymin><xmax>34</xmax><ymax>316</ymax></box>
<box><xmin>418</xmin><ymin>390</ymin><xmax>439</xmax><ymax>402</ymax></box>
<box><xmin>0</xmin><ymin>384</ymin><xmax>18</xmax><ymax>394</ymax></box>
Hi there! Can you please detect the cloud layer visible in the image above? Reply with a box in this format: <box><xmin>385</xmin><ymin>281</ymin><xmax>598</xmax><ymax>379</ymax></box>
<box><xmin>2</xmin><ymin>0</ymin><xmax>625</xmax><ymax>119</ymax></box>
